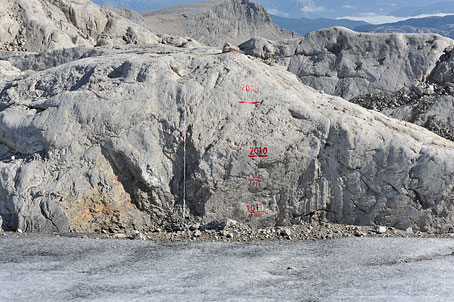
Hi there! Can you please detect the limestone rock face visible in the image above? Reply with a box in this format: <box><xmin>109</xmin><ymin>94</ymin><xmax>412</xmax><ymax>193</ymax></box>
<box><xmin>0</xmin><ymin>0</ymin><xmax>159</xmax><ymax>52</ymax></box>
<box><xmin>1</xmin><ymin>45</ymin><xmax>454</xmax><ymax>233</ymax></box>
<box><xmin>239</xmin><ymin>27</ymin><xmax>454</xmax><ymax>100</ymax></box>
<box><xmin>429</xmin><ymin>46</ymin><xmax>454</xmax><ymax>84</ymax></box>
<box><xmin>141</xmin><ymin>0</ymin><xmax>298</xmax><ymax>47</ymax></box>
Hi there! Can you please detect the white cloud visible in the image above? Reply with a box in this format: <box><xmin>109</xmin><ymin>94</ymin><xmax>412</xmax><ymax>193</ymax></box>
<box><xmin>301</xmin><ymin>5</ymin><xmax>326</xmax><ymax>13</ymax></box>
<box><xmin>338</xmin><ymin>13</ymin><xmax>454</xmax><ymax>25</ymax></box>
<box><xmin>267</xmin><ymin>8</ymin><xmax>289</xmax><ymax>17</ymax></box>
<box><xmin>293</xmin><ymin>0</ymin><xmax>314</xmax><ymax>5</ymax></box>
<box><xmin>342</xmin><ymin>5</ymin><xmax>355</xmax><ymax>9</ymax></box>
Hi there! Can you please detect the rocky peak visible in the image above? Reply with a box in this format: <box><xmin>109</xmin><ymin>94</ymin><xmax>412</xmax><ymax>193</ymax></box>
<box><xmin>141</xmin><ymin>0</ymin><xmax>298</xmax><ymax>47</ymax></box>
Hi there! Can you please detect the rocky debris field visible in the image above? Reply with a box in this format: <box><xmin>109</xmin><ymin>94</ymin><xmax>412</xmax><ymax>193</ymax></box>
<box><xmin>3</xmin><ymin>217</ymin><xmax>453</xmax><ymax>243</ymax></box>
<box><xmin>350</xmin><ymin>82</ymin><xmax>450</xmax><ymax>112</ymax></box>
<box><xmin>350</xmin><ymin>81</ymin><xmax>454</xmax><ymax>142</ymax></box>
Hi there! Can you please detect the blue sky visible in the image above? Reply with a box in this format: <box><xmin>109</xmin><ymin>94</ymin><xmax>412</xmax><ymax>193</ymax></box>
<box><xmin>93</xmin><ymin>0</ymin><xmax>454</xmax><ymax>23</ymax></box>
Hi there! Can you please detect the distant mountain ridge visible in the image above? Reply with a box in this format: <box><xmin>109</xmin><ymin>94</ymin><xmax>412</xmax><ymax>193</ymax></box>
<box><xmin>272</xmin><ymin>13</ymin><xmax>454</xmax><ymax>40</ymax></box>
<box><xmin>355</xmin><ymin>15</ymin><xmax>454</xmax><ymax>39</ymax></box>
<box><xmin>271</xmin><ymin>15</ymin><xmax>368</xmax><ymax>36</ymax></box>
<box><xmin>357</xmin><ymin>15</ymin><xmax>454</xmax><ymax>30</ymax></box>
<box><xmin>391</xmin><ymin>2</ymin><xmax>454</xmax><ymax>17</ymax></box>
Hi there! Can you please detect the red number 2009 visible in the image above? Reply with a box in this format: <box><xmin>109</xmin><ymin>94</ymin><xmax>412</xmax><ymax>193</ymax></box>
<box><xmin>241</xmin><ymin>84</ymin><xmax>259</xmax><ymax>93</ymax></box>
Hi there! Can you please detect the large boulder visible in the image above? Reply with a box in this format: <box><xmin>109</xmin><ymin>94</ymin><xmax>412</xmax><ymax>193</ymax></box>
<box><xmin>1</xmin><ymin>44</ymin><xmax>454</xmax><ymax>233</ymax></box>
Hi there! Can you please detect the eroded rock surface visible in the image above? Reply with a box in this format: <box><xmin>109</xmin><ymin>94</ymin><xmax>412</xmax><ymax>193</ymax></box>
<box><xmin>101</xmin><ymin>5</ymin><xmax>149</xmax><ymax>28</ymax></box>
<box><xmin>429</xmin><ymin>45</ymin><xmax>454</xmax><ymax>84</ymax></box>
<box><xmin>0</xmin><ymin>0</ymin><xmax>160</xmax><ymax>52</ymax></box>
<box><xmin>239</xmin><ymin>27</ymin><xmax>454</xmax><ymax>100</ymax></box>
<box><xmin>346</xmin><ymin>45</ymin><xmax>454</xmax><ymax>143</ymax></box>
<box><xmin>1</xmin><ymin>45</ymin><xmax>454</xmax><ymax>234</ymax></box>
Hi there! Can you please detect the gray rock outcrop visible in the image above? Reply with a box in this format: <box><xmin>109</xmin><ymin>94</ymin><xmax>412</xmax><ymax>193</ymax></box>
<box><xmin>239</xmin><ymin>27</ymin><xmax>454</xmax><ymax>100</ymax></box>
<box><xmin>101</xmin><ymin>5</ymin><xmax>148</xmax><ymax>28</ymax></box>
<box><xmin>429</xmin><ymin>45</ymin><xmax>454</xmax><ymax>84</ymax></box>
<box><xmin>1</xmin><ymin>44</ymin><xmax>454</xmax><ymax>234</ymax></box>
<box><xmin>0</xmin><ymin>0</ymin><xmax>160</xmax><ymax>52</ymax></box>
<box><xmin>141</xmin><ymin>0</ymin><xmax>298</xmax><ymax>47</ymax></box>
<box><xmin>348</xmin><ymin>46</ymin><xmax>454</xmax><ymax>144</ymax></box>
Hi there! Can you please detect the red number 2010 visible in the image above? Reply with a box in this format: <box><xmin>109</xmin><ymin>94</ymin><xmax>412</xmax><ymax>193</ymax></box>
<box><xmin>249</xmin><ymin>147</ymin><xmax>268</xmax><ymax>157</ymax></box>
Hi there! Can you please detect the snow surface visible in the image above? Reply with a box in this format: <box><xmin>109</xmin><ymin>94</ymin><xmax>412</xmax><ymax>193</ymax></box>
<box><xmin>1</xmin><ymin>237</ymin><xmax>454</xmax><ymax>301</ymax></box>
